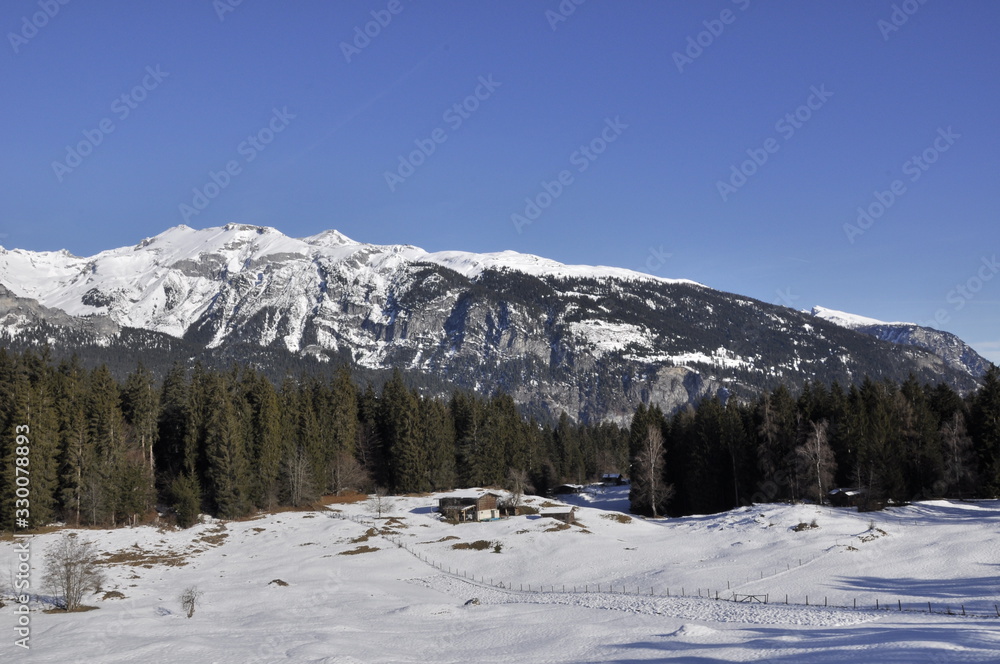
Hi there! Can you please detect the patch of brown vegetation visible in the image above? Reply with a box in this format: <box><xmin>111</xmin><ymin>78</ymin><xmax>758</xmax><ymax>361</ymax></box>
<box><xmin>101</xmin><ymin>590</ymin><xmax>126</xmax><ymax>600</ymax></box>
<box><xmin>601</xmin><ymin>513</ymin><xmax>632</xmax><ymax>524</ymax></box>
<box><xmin>268</xmin><ymin>579</ymin><xmax>289</xmax><ymax>586</ymax></box>
<box><xmin>99</xmin><ymin>545</ymin><xmax>189</xmax><ymax>568</ymax></box>
<box><xmin>451</xmin><ymin>540</ymin><xmax>493</xmax><ymax>551</ymax></box>
<box><xmin>251</xmin><ymin>527</ymin><xmax>266</xmax><ymax>534</ymax></box>
<box><xmin>320</xmin><ymin>491</ymin><xmax>369</xmax><ymax>505</ymax></box>
<box><xmin>339</xmin><ymin>545</ymin><xmax>380</xmax><ymax>555</ymax></box>
<box><xmin>44</xmin><ymin>605</ymin><xmax>99</xmax><ymax>613</ymax></box>
<box><xmin>544</xmin><ymin>523</ymin><xmax>572</xmax><ymax>532</ymax></box>
<box><xmin>198</xmin><ymin>525</ymin><xmax>229</xmax><ymax>547</ymax></box>
<box><xmin>351</xmin><ymin>528</ymin><xmax>378</xmax><ymax>543</ymax></box>
<box><xmin>428</xmin><ymin>535</ymin><xmax>460</xmax><ymax>543</ymax></box>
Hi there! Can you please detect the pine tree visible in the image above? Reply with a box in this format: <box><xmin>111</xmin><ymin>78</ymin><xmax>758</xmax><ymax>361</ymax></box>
<box><xmin>241</xmin><ymin>370</ymin><xmax>285</xmax><ymax>509</ymax></box>
<box><xmin>202</xmin><ymin>373</ymin><xmax>250</xmax><ymax>518</ymax></box>
<box><xmin>155</xmin><ymin>362</ymin><xmax>190</xmax><ymax>488</ymax></box>
<box><xmin>171</xmin><ymin>472</ymin><xmax>202</xmax><ymax>528</ymax></box>
<box><xmin>970</xmin><ymin>365</ymin><xmax>1000</xmax><ymax>495</ymax></box>
<box><xmin>380</xmin><ymin>371</ymin><xmax>425</xmax><ymax>493</ymax></box>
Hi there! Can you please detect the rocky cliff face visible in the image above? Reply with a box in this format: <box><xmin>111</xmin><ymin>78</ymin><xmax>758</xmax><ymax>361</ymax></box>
<box><xmin>0</xmin><ymin>225</ymin><xmax>987</xmax><ymax>423</ymax></box>
<box><xmin>811</xmin><ymin>306</ymin><xmax>990</xmax><ymax>380</ymax></box>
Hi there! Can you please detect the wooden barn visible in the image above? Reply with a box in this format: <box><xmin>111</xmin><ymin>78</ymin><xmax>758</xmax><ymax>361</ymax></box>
<box><xmin>541</xmin><ymin>507</ymin><xmax>577</xmax><ymax>524</ymax></box>
<box><xmin>601</xmin><ymin>473</ymin><xmax>628</xmax><ymax>486</ymax></box>
<box><xmin>438</xmin><ymin>493</ymin><xmax>502</xmax><ymax>523</ymax></box>
<box><xmin>828</xmin><ymin>487</ymin><xmax>866</xmax><ymax>508</ymax></box>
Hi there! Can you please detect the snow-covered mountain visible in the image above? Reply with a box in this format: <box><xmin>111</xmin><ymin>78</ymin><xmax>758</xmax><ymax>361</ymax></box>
<box><xmin>0</xmin><ymin>224</ymin><xmax>986</xmax><ymax>422</ymax></box>
<box><xmin>811</xmin><ymin>306</ymin><xmax>991</xmax><ymax>380</ymax></box>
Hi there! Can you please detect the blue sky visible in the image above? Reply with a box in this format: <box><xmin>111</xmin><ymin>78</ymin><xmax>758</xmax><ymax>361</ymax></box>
<box><xmin>2</xmin><ymin>1</ymin><xmax>998</xmax><ymax>363</ymax></box>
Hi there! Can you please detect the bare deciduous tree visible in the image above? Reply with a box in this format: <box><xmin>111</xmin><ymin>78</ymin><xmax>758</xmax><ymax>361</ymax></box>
<box><xmin>43</xmin><ymin>534</ymin><xmax>104</xmax><ymax>611</ymax></box>
<box><xmin>506</xmin><ymin>468</ymin><xmax>530</xmax><ymax>514</ymax></box>
<box><xmin>632</xmin><ymin>425</ymin><xmax>674</xmax><ymax>518</ymax></box>
<box><xmin>367</xmin><ymin>486</ymin><xmax>393</xmax><ymax>519</ymax></box>
<box><xmin>284</xmin><ymin>446</ymin><xmax>317</xmax><ymax>507</ymax></box>
<box><xmin>796</xmin><ymin>420</ymin><xmax>836</xmax><ymax>505</ymax></box>
<box><xmin>941</xmin><ymin>411</ymin><xmax>975</xmax><ymax>498</ymax></box>
<box><xmin>330</xmin><ymin>449</ymin><xmax>371</xmax><ymax>495</ymax></box>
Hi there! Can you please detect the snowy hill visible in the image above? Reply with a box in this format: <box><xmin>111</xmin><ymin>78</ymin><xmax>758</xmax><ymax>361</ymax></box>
<box><xmin>0</xmin><ymin>225</ymin><xmax>986</xmax><ymax>421</ymax></box>
<box><xmin>3</xmin><ymin>494</ymin><xmax>1000</xmax><ymax>662</ymax></box>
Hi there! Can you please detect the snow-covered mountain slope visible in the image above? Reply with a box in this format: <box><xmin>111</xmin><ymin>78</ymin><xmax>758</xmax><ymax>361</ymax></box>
<box><xmin>3</xmin><ymin>494</ymin><xmax>1000</xmax><ymax>662</ymax></box>
<box><xmin>0</xmin><ymin>224</ymin><xmax>986</xmax><ymax>421</ymax></box>
<box><xmin>812</xmin><ymin>306</ymin><xmax>991</xmax><ymax>379</ymax></box>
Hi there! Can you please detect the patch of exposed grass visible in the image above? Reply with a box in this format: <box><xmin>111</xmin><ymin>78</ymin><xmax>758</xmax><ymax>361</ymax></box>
<box><xmin>101</xmin><ymin>591</ymin><xmax>126</xmax><ymax>600</ymax></box>
<box><xmin>320</xmin><ymin>491</ymin><xmax>369</xmax><ymax>505</ymax></box>
<box><xmin>99</xmin><ymin>545</ymin><xmax>189</xmax><ymax>568</ymax></box>
<box><xmin>425</xmin><ymin>535</ymin><xmax>460</xmax><ymax>544</ymax></box>
<box><xmin>601</xmin><ymin>513</ymin><xmax>632</xmax><ymax>524</ymax></box>
<box><xmin>451</xmin><ymin>540</ymin><xmax>493</xmax><ymax>551</ymax></box>
<box><xmin>197</xmin><ymin>524</ymin><xmax>229</xmax><ymax>547</ymax></box>
<box><xmin>544</xmin><ymin>523</ymin><xmax>572</xmax><ymax>532</ymax></box>
<box><xmin>44</xmin><ymin>605</ymin><xmax>99</xmax><ymax>613</ymax></box>
<box><xmin>351</xmin><ymin>528</ymin><xmax>378</xmax><ymax>543</ymax></box>
<box><xmin>339</xmin><ymin>545</ymin><xmax>380</xmax><ymax>556</ymax></box>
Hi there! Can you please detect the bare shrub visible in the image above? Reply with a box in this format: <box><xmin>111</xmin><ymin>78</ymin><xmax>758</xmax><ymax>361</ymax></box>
<box><xmin>43</xmin><ymin>534</ymin><xmax>104</xmax><ymax>611</ymax></box>
<box><xmin>180</xmin><ymin>586</ymin><xmax>203</xmax><ymax>618</ymax></box>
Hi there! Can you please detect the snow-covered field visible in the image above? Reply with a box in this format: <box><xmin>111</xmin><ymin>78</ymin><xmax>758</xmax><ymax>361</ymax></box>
<box><xmin>3</xmin><ymin>489</ymin><xmax>1000</xmax><ymax>663</ymax></box>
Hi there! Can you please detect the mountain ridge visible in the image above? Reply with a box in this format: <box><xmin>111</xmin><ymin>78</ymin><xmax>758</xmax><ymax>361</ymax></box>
<box><xmin>0</xmin><ymin>224</ymin><xmax>989</xmax><ymax>422</ymax></box>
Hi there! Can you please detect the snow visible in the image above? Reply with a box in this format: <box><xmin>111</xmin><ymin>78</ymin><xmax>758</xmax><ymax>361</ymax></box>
<box><xmin>0</xmin><ymin>224</ymin><xmax>704</xmax><ymax>354</ymax></box>
<box><xmin>567</xmin><ymin>319</ymin><xmax>650</xmax><ymax>355</ymax></box>
<box><xmin>811</xmin><ymin>305</ymin><xmax>913</xmax><ymax>329</ymax></box>
<box><xmin>4</xmin><ymin>493</ymin><xmax>1000</xmax><ymax>662</ymax></box>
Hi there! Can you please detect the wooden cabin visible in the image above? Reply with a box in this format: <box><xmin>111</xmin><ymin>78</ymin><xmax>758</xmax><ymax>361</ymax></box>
<box><xmin>438</xmin><ymin>493</ymin><xmax>502</xmax><ymax>523</ymax></box>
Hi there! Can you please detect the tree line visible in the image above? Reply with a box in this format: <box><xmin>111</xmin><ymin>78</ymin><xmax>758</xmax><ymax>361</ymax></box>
<box><xmin>628</xmin><ymin>367</ymin><xmax>1000</xmax><ymax>517</ymax></box>
<box><xmin>0</xmin><ymin>348</ymin><xmax>627</xmax><ymax>529</ymax></box>
<box><xmin>2</xmin><ymin>345</ymin><xmax>998</xmax><ymax>530</ymax></box>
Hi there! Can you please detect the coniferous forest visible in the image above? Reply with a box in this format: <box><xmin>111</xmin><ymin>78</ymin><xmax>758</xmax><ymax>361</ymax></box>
<box><xmin>1</xmin><ymin>344</ymin><xmax>998</xmax><ymax>530</ymax></box>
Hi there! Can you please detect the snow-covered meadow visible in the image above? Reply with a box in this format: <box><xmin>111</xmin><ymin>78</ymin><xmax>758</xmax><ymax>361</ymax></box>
<box><xmin>3</xmin><ymin>489</ymin><xmax>1000</xmax><ymax>662</ymax></box>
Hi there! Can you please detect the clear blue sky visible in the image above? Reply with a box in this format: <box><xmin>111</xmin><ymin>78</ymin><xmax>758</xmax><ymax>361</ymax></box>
<box><xmin>2</xmin><ymin>1</ymin><xmax>998</xmax><ymax>362</ymax></box>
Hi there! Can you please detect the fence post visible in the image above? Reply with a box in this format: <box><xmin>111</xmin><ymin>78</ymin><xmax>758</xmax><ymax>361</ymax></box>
<box><xmin>898</xmin><ymin>599</ymin><xmax>901</xmax><ymax>611</ymax></box>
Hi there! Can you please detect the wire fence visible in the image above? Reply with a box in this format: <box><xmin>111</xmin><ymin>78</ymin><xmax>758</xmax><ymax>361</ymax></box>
<box><xmin>325</xmin><ymin>510</ymin><xmax>1000</xmax><ymax>620</ymax></box>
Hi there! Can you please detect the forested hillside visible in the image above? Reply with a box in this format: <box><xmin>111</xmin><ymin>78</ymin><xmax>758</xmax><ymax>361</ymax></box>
<box><xmin>0</xmin><ymin>345</ymin><xmax>997</xmax><ymax>530</ymax></box>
